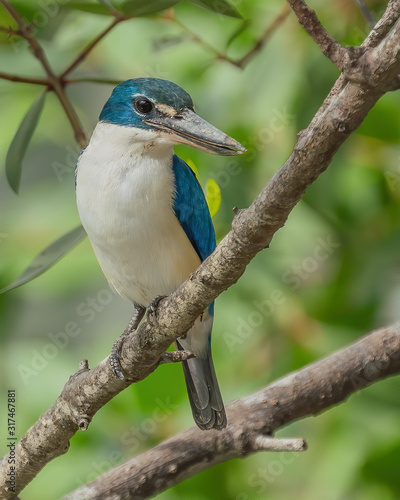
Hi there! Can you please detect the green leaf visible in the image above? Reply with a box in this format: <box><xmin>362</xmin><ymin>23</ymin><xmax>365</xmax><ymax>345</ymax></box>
<box><xmin>0</xmin><ymin>225</ymin><xmax>87</xmax><ymax>294</ymax></box>
<box><xmin>98</xmin><ymin>0</ymin><xmax>116</xmax><ymax>9</ymax></box>
<box><xmin>188</xmin><ymin>0</ymin><xmax>242</xmax><ymax>18</ymax></box>
<box><xmin>120</xmin><ymin>0</ymin><xmax>179</xmax><ymax>17</ymax></box>
<box><xmin>206</xmin><ymin>178</ymin><xmax>221</xmax><ymax>218</ymax></box>
<box><xmin>6</xmin><ymin>91</ymin><xmax>46</xmax><ymax>194</ymax></box>
<box><xmin>227</xmin><ymin>19</ymin><xmax>250</xmax><ymax>47</ymax></box>
<box><xmin>63</xmin><ymin>2</ymin><xmax>113</xmax><ymax>15</ymax></box>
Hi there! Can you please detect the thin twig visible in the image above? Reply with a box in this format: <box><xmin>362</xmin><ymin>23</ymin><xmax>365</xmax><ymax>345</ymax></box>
<box><xmin>0</xmin><ymin>0</ymin><xmax>54</xmax><ymax>76</ymax></box>
<box><xmin>62</xmin><ymin>323</ymin><xmax>400</xmax><ymax>499</ymax></box>
<box><xmin>171</xmin><ymin>16</ymin><xmax>235</xmax><ymax>64</ymax></box>
<box><xmin>60</xmin><ymin>17</ymin><xmax>124</xmax><ymax>79</ymax></box>
<box><xmin>354</xmin><ymin>0</ymin><xmax>376</xmax><ymax>28</ymax></box>
<box><xmin>0</xmin><ymin>0</ymin><xmax>87</xmax><ymax>147</ymax></box>
<box><xmin>251</xmin><ymin>436</ymin><xmax>307</xmax><ymax>452</ymax></box>
<box><xmin>237</xmin><ymin>3</ymin><xmax>291</xmax><ymax>68</ymax></box>
<box><xmin>65</xmin><ymin>77</ymin><xmax>123</xmax><ymax>85</ymax></box>
<box><xmin>172</xmin><ymin>6</ymin><xmax>291</xmax><ymax>70</ymax></box>
<box><xmin>1</xmin><ymin>12</ymin><xmax>400</xmax><ymax>494</ymax></box>
<box><xmin>0</xmin><ymin>71</ymin><xmax>47</xmax><ymax>85</ymax></box>
<box><xmin>0</xmin><ymin>25</ymin><xmax>21</xmax><ymax>36</ymax></box>
<box><xmin>362</xmin><ymin>0</ymin><xmax>400</xmax><ymax>47</ymax></box>
<box><xmin>286</xmin><ymin>0</ymin><xmax>349</xmax><ymax>70</ymax></box>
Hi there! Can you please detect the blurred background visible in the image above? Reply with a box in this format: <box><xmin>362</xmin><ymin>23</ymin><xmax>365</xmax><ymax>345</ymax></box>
<box><xmin>1</xmin><ymin>0</ymin><xmax>400</xmax><ymax>498</ymax></box>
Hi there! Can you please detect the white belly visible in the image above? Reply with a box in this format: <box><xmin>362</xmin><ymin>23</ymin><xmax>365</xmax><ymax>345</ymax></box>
<box><xmin>76</xmin><ymin>123</ymin><xmax>201</xmax><ymax>306</ymax></box>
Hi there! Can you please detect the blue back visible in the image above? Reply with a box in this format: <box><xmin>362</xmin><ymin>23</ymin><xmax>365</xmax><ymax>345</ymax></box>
<box><xmin>172</xmin><ymin>155</ymin><xmax>216</xmax><ymax>263</ymax></box>
<box><xmin>172</xmin><ymin>155</ymin><xmax>216</xmax><ymax>318</ymax></box>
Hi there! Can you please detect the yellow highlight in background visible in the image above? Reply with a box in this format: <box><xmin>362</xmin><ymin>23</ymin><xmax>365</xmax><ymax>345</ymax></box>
<box><xmin>186</xmin><ymin>158</ymin><xmax>221</xmax><ymax>218</ymax></box>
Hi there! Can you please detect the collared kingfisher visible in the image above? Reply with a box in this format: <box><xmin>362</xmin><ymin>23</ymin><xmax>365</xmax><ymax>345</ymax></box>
<box><xmin>76</xmin><ymin>78</ymin><xmax>245</xmax><ymax>430</ymax></box>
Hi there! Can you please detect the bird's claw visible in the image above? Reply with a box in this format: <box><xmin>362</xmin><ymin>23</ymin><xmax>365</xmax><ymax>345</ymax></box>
<box><xmin>160</xmin><ymin>350</ymin><xmax>195</xmax><ymax>364</ymax></box>
<box><xmin>147</xmin><ymin>295</ymin><xmax>166</xmax><ymax>327</ymax></box>
<box><xmin>109</xmin><ymin>305</ymin><xmax>146</xmax><ymax>381</ymax></box>
<box><xmin>110</xmin><ymin>333</ymin><xmax>130</xmax><ymax>380</ymax></box>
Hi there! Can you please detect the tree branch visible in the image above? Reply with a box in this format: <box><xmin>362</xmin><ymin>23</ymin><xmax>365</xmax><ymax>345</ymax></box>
<box><xmin>363</xmin><ymin>0</ymin><xmax>400</xmax><ymax>47</ymax></box>
<box><xmin>172</xmin><ymin>4</ymin><xmax>291</xmax><ymax>69</ymax></box>
<box><xmin>0</xmin><ymin>1</ymin><xmax>131</xmax><ymax>147</ymax></box>
<box><xmin>59</xmin><ymin>17</ymin><xmax>124</xmax><ymax>79</ymax></box>
<box><xmin>236</xmin><ymin>3</ymin><xmax>291</xmax><ymax>68</ymax></box>
<box><xmin>354</xmin><ymin>0</ymin><xmax>376</xmax><ymax>28</ymax></box>
<box><xmin>0</xmin><ymin>24</ymin><xmax>21</xmax><ymax>36</ymax></box>
<box><xmin>171</xmin><ymin>16</ymin><xmax>236</xmax><ymax>65</ymax></box>
<box><xmin>1</xmin><ymin>6</ymin><xmax>400</xmax><ymax>496</ymax></box>
<box><xmin>0</xmin><ymin>71</ymin><xmax>47</xmax><ymax>85</ymax></box>
<box><xmin>286</xmin><ymin>0</ymin><xmax>350</xmax><ymax>69</ymax></box>
<box><xmin>62</xmin><ymin>323</ymin><xmax>400</xmax><ymax>499</ymax></box>
<box><xmin>0</xmin><ymin>0</ymin><xmax>87</xmax><ymax>147</ymax></box>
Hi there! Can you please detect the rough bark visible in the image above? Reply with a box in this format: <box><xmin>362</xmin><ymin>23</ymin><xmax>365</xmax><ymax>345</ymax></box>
<box><xmin>62</xmin><ymin>323</ymin><xmax>400</xmax><ymax>499</ymax></box>
<box><xmin>1</xmin><ymin>1</ymin><xmax>400</xmax><ymax>498</ymax></box>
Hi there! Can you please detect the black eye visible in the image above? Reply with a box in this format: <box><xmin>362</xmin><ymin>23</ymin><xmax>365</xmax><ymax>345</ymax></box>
<box><xmin>134</xmin><ymin>98</ymin><xmax>153</xmax><ymax>114</ymax></box>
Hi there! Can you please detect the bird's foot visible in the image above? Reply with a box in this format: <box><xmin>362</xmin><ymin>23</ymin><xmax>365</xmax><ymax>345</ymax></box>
<box><xmin>110</xmin><ymin>305</ymin><xmax>145</xmax><ymax>380</ymax></box>
<box><xmin>110</xmin><ymin>334</ymin><xmax>130</xmax><ymax>380</ymax></box>
<box><xmin>160</xmin><ymin>350</ymin><xmax>195</xmax><ymax>364</ymax></box>
<box><xmin>146</xmin><ymin>295</ymin><xmax>166</xmax><ymax>327</ymax></box>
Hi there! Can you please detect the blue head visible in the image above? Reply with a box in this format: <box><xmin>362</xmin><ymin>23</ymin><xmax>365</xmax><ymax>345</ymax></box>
<box><xmin>99</xmin><ymin>78</ymin><xmax>245</xmax><ymax>156</ymax></box>
<box><xmin>100</xmin><ymin>78</ymin><xmax>194</xmax><ymax>129</ymax></box>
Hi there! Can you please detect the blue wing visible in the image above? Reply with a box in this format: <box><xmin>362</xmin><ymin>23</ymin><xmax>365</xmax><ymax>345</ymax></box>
<box><xmin>172</xmin><ymin>155</ymin><xmax>225</xmax><ymax>429</ymax></box>
<box><xmin>172</xmin><ymin>154</ymin><xmax>216</xmax><ymax>263</ymax></box>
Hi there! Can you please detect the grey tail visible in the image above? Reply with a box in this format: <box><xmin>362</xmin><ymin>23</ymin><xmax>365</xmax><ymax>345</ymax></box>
<box><xmin>177</xmin><ymin>341</ymin><xmax>226</xmax><ymax>430</ymax></box>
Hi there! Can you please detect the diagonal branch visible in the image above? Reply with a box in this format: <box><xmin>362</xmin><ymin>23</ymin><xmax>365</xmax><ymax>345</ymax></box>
<box><xmin>172</xmin><ymin>4</ymin><xmax>291</xmax><ymax>69</ymax></box>
<box><xmin>63</xmin><ymin>322</ymin><xmax>400</xmax><ymax>499</ymax></box>
<box><xmin>236</xmin><ymin>3</ymin><xmax>291</xmax><ymax>68</ymax></box>
<box><xmin>0</xmin><ymin>1</ymin><xmax>132</xmax><ymax>147</ymax></box>
<box><xmin>1</xmin><ymin>7</ymin><xmax>400</xmax><ymax>497</ymax></box>
<box><xmin>286</xmin><ymin>0</ymin><xmax>350</xmax><ymax>69</ymax></box>
<box><xmin>354</xmin><ymin>0</ymin><xmax>376</xmax><ymax>28</ymax></box>
<box><xmin>0</xmin><ymin>0</ymin><xmax>87</xmax><ymax>147</ymax></box>
<box><xmin>0</xmin><ymin>71</ymin><xmax>47</xmax><ymax>85</ymax></box>
<box><xmin>59</xmin><ymin>17</ymin><xmax>125</xmax><ymax>79</ymax></box>
<box><xmin>363</xmin><ymin>0</ymin><xmax>400</xmax><ymax>47</ymax></box>
<box><xmin>0</xmin><ymin>0</ymin><xmax>54</xmax><ymax>77</ymax></box>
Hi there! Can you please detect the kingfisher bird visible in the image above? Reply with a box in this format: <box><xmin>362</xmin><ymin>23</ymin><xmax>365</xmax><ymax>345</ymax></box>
<box><xmin>75</xmin><ymin>78</ymin><xmax>245</xmax><ymax>430</ymax></box>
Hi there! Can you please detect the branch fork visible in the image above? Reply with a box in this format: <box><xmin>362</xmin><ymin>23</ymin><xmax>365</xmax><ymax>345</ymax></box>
<box><xmin>287</xmin><ymin>0</ymin><xmax>400</xmax><ymax>90</ymax></box>
<box><xmin>2</xmin><ymin>1</ymin><xmax>400</xmax><ymax>498</ymax></box>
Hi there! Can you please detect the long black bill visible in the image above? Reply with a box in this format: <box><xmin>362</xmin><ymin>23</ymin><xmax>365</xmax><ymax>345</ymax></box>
<box><xmin>144</xmin><ymin>108</ymin><xmax>246</xmax><ymax>156</ymax></box>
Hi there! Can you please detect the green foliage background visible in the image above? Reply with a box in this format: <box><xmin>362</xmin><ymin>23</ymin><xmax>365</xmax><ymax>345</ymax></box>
<box><xmin>1</xmin><ymin>0</ymin><xmax>400</xmax><ymax>498</ymax></box>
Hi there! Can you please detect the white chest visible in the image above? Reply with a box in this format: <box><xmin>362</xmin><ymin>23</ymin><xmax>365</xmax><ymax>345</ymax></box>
<box><xmin>76</xmin><ymin>123</ymin><xmax>200</xmax><ymax>306</ymax></box>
